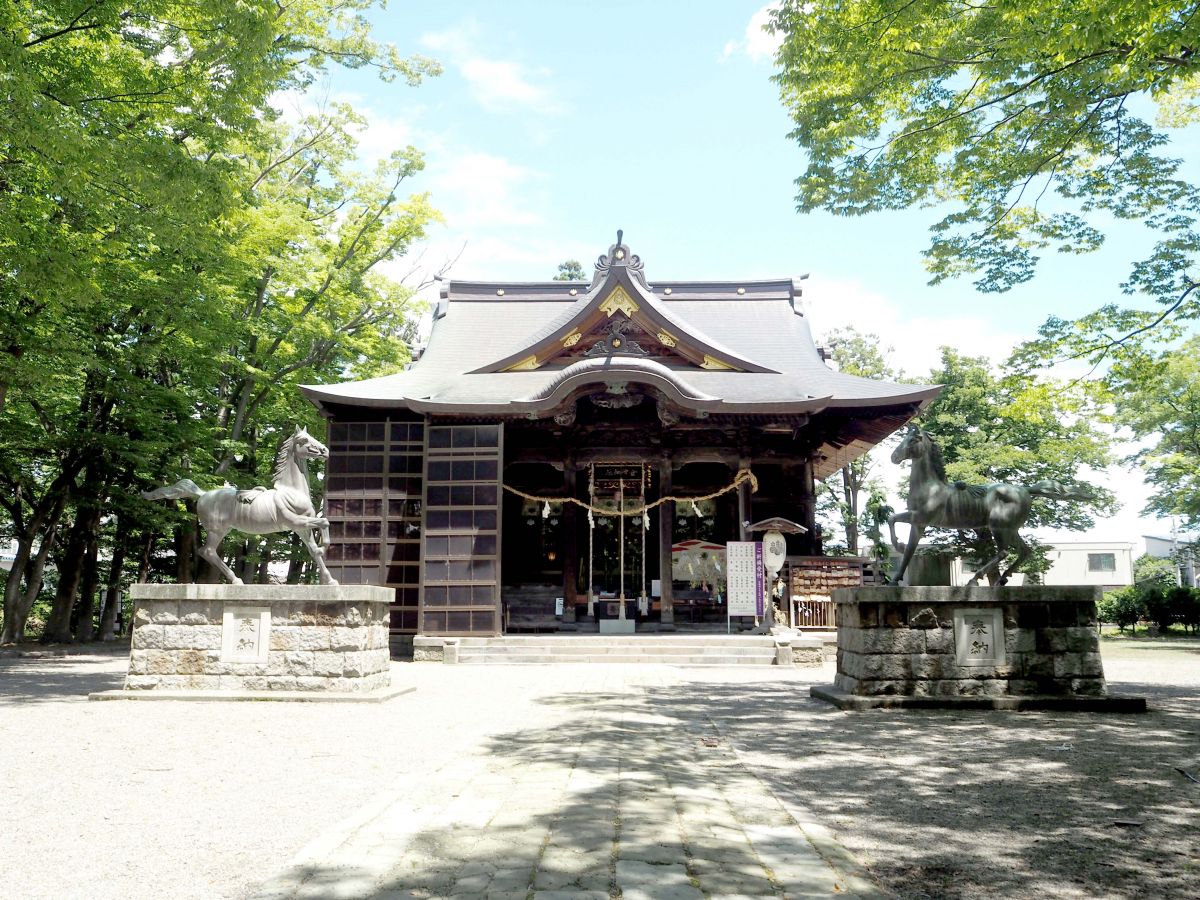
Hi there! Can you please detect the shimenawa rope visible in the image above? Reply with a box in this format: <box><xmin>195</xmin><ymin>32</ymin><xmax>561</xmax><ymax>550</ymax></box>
<box><xmin>501</xmin><ymin>468</ymin><xmax>757</xmax><ymax>517</ymax></box>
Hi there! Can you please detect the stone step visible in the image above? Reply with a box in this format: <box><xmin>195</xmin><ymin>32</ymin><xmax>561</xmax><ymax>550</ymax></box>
<box><xmin>456</xmin><ymin>653</ymin><xmax>775</xmax><ymax>666</ymax></box>
<box><xmin>458</xmin><ymin>643</ymin><xmax>773</xmax><ymax>656</ymax></box>
<box><xmin>456</xmin><ymin>636</ymin><xmax>779</xmax><ymax>647</ymax></box>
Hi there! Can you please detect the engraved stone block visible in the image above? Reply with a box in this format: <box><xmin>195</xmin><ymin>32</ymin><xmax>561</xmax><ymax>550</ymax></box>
<box><xmin>953</xmin><ymin>608</ymin><xmax>1005</xmax><ymax>667</ymax></box>
<box><xmin>221</xmin><ymin>606</ymin><xmax>271</xmax><ymax>663</ymax></box>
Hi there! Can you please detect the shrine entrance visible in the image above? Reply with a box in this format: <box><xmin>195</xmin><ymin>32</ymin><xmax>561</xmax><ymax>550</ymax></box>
<box><xmin>584</xmin><ymin>463</ymin><xmax>655</xmax><ymax>626</ymax></box>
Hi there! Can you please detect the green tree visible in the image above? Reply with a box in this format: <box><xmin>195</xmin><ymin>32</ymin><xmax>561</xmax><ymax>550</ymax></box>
<box><xmin>1134</xmin><ymin>553</ymin><xmax>1181</xmax><ymax>589</ymax></box>
<box><xmin>1097</xmin><ymin>587</ymin><xmax>1144</xmax><ymax>633</ymax></box>
<box><xmin>554</xmin><ymin>260</ymin><xmax>587</xmax><ymax>281</ymax></box>
<box><xmin>770</xmin><ymin>1</ymin><xmax>1200</xmax><ymax>360</ymax></box>
<box><xmin>912</xmin><ymin>349</ymin><xmax>1116</xmax><ymax>581</ymax></box>
<box><xmin>818</xmin><ymin>327</ymin><xmax>898</xmax><ymax>555</ymax></box>
<box><xmin>1105</xmin><ymin>337</ymin><xmax>1200</xmax><ymax>531</ymax></box>
<box><xmin>0</xmin><ymin>2</ymin><xmax>439</xmax><ymax>643</ymax></box>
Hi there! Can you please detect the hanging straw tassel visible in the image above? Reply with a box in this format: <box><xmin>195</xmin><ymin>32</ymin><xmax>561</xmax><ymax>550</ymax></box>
<box><xmin>542</xmin><ymin>501</ymin><xmax>551</xmax><ymax>519</ymax></box>
<box><xmin>643</xmin><ymin>511</ymin><xmax>650</xmax><ymax>530</ymax></box>
<box><xmin>691</xmin><ymin>500</ymin><xmax>701</xmax><ymax>517</ymax></box>
<box><xmin>587</xmin><ymin>509</ymin><xmax>594</xmax><ymax>528</ymax></box>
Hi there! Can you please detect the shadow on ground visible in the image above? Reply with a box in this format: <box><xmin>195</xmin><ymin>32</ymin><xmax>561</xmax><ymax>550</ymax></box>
<box><xmin>251</xmin><ymin>684</ymin><xmax>850</xmax><ymax>899</ymax></box>
<box><xmin>625</xmin><ymin>675</ymin><xmax>1200</xmax><ymax>900</ymax></box>
<box><xmin>0</xmin><ymin>654</ymin><xmax>124</xmax><ymax>705</ymax></box>
<box><xmin>245</xmin><ymin>661</ymin><xmax>1200</xmax><ymax>900</ymax></box>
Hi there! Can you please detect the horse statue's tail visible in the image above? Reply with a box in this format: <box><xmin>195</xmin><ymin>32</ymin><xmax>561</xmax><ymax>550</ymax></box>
<box><xmin>142</xmin><ymin>479</ymin><xmax>204</xmax><ymax>502</ymax></box>
<box><xmin>1028</xmin><ymin>480</ymin><xmax>1092</xmax><ymax>502</ymax></box>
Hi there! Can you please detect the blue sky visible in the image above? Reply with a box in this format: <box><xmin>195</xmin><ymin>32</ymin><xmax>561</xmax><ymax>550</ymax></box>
<box><xmin>297</xmin><ymin>1</ymin><xmax>1198</xmax><ymax>548</ymax></box>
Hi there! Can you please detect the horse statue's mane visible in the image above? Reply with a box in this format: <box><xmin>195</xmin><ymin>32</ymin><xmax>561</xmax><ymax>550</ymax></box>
<box><xmin>923</xmin><ymin>432</ymin><xmax>948</xmax><ymax>482</ymax></box>
<box><xmin>274</xmin><ymin>431</ymin><xmax>299</xmax><ymax>483</ymax></box>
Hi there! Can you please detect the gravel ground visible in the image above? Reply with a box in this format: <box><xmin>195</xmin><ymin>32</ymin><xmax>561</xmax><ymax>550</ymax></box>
<box><xmin>1</xmin><ymin>637</ymin><xmax>1196</xmax><ymax>900</ymax></box>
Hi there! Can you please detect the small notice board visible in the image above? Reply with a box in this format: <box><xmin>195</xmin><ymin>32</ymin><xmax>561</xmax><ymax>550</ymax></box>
<box><xmin>726</xmin><ymin>541</ymin><xmax>763</xmax><ymax>618</ymax></box>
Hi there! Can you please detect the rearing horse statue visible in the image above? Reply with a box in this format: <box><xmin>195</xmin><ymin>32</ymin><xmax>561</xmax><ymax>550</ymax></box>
<box><xmin>142</xmin><ymin>426</ymin><xmax>337</xmax><ymax>585</ymax></box>
<box><xmin>887</xmin><ymin>427</ymin><xmax>1089</xmax><ymax>586</ymax></box>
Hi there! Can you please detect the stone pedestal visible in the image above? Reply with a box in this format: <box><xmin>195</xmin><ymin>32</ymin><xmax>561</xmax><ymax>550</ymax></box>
<box><xmin>97</xmin><ymin>584</ymin><xmax>397</xmax><ymax>700</ymax></box>
<box><xmin>811</xmin><ymin>586</ymin><xmax>1145</xmax><ymax>711</ymax></box>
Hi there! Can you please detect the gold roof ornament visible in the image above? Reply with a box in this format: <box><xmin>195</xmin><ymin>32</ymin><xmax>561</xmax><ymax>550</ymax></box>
<box><xmin>599</xmin><ymin>285</ymin><xmax>639</xmax><ymax>318</ymax></box>
<box><xmin>505</xmin><ymin>355</ymin><xmax>541</xmax><ymax>372</ymax></box>
<box><xmin>701</xmin><ymin>354</ymin><xmax>737</xmax><ymax>371</ymax></box>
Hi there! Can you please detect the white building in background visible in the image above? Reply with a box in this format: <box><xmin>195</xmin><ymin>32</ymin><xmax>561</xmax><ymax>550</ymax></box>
<box><xmin>1143</xmin><ymin>534</ymin><xmax>1197</xmax><ymax>587</ymax></box>
<box><xmin>950</xmin><ymin>541</ymin><xmax>1135</xmax><ymax>592</ymax></box>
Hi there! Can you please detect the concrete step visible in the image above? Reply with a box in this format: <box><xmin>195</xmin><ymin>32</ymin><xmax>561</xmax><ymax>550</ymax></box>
<box><xmin>457</xmin><ymin>644</ymin><xmax>772</xmax><ymax>656</ymax></box>
<box><xmin>453</xmin><ymin>635</ymin><xmax>780</xmax><ymax>665</ymax></box>
<box><xmin>457</xmin><ymin>653</ymin><xmax>775</xmax><ymax>666</ymax></box>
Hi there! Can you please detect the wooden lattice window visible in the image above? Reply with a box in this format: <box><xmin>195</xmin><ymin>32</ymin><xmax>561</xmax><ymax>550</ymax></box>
<box><xmin>420</xmin><ymin>424</ymin><xmax>503</xmax><ymax>635</ymax></box>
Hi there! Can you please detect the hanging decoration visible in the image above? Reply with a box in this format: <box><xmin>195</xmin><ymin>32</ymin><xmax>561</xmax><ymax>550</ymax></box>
<box><xmin>503</xmin><ymin>467</ymin><xmax>758</xmax><ymax>516</ymax></box>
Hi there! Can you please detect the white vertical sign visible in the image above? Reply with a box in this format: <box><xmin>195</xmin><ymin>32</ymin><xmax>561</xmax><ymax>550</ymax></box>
<box><xmin>726</xmin><ymin>542</ymin><xmax>764</xmax><ymax>617</ymax></box>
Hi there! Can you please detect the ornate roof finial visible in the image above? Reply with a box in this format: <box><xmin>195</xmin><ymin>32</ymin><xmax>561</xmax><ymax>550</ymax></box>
<box><xmin>594</xmin><ymin>229</ymin><xmax>647</xmax><ymax>288</ymax></box>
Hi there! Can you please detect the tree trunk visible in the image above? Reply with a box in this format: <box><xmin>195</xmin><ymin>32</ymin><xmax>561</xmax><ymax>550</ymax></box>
<box><xmin>841</xmin><ymin>466</ymin><xmax>859</xmax><ymax>556</ymax></box>
<box><xmin>174</xmin><ymin>507</ymin><xmax>196</xmax><ymax>582</ymax></box>
<box><xmin>257</xmin><ymin>538</ymin><xmax>272</xmax><ymax>583</ymax></box>
<box><xmin>1</xmin><ymin>475</ymin><xmax>72</xmax><ymax>644</ymax></box>
<box><xmin>286</xmin><ymin>535</ymin><xmax>304</xmax><ymax>584</ymax></box>
<box><xmin>45</xmin><ymin>503</ymin><xmax>100</xmax><ymax>643</ymax></box>
<box><xmin>14</xmin><ymin>520</ymin><xmax>61</xmax><ymax>641</ymax></box>
<box><xmin>99</xmin><ymin>518</ymin><xmax>130</xmax><ymax>640</ymax></box>
<box><xmin>75</xmin><ymin>527</ymin><xmax>100</xmax><ymax>642</ymax></box>
<box><xmin>136</xmin><ymin>531</ymin><xmax>156</xmax><ymax>584</ymax></box>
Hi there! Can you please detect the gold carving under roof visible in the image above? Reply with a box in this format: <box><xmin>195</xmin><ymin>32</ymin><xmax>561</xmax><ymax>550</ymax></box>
<box><xmin>656</xmin><ymin>330</ymin><xmax>677</xmax><ymax>348</ymax></box>
<box><xmin>506</xmin><ymin>355</ymin><xmax>541</xmax><ymax>371</ymax></box>
<box><xmin>599</xmin><ymin>285</ymin><xmax>639</xmax><ymax>318</ymax></box>
<box><xmin>701</xmin><ymin>354</ymin><xmax>737</xmax><ymax>371</ymax></box>
<box><xmin>562</xmin><ymin>330</ymin><xmax>582</xmax><ymax>348</ymax></box>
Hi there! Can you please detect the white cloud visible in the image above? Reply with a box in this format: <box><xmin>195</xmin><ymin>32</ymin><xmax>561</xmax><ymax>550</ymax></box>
<box><xmin>421</xmin><ymin>21</ymin><xmax>560</xmax><ymax>114</ymax></box>
<box><xmin>803</xmin><ymin>275</ymin><xmax>1024</xmax><ymax>378</ymax></box>
<box><xmin>460</xmin><ymin>58</ymin><xmax>557</xmax><ymax>112</ymax></box>
<box><xmin>722</xmin><ymin>4</ymin><xmax>783</xmax><ymax>64</ymax></box>
<box><xmin>427</xmin><ymin>152</ymin><xmax>544</xmax><ymax>229</ymax></box>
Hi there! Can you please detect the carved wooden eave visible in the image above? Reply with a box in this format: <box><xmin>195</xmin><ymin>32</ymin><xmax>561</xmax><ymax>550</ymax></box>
<box><xmin>468</xmin><ymin>238</ymin><xmax>777</xmax><ymax>375</ymax></box>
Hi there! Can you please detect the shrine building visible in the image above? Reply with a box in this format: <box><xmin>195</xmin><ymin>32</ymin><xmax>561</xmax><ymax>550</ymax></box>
<box><xmin>301</xmin><ymin>235</ymin><xmax>938</xmax><ymax>640</ymax></box>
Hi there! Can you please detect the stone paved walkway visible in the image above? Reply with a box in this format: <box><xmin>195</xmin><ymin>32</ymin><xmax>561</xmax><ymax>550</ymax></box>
<box><xmin>251</xmin><ymin>668</ymin><xmax>869</xmax><ymax>899</ymax></box>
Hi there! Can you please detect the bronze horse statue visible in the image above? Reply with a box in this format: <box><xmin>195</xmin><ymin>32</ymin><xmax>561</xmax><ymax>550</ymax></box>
<box><xmin>887</xmin><ymin>427</ymin><xmax>1089</xmax><ymax>586</ymax></box>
